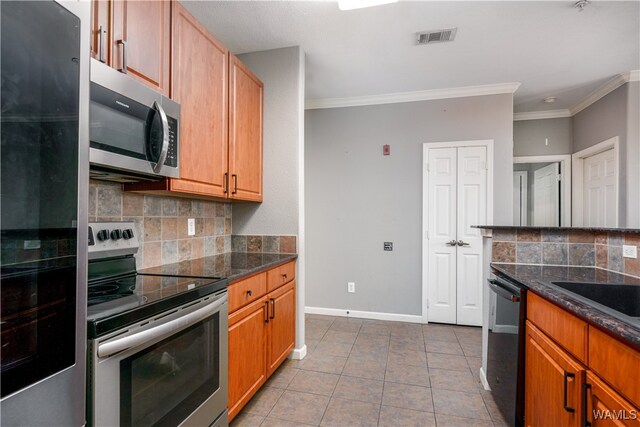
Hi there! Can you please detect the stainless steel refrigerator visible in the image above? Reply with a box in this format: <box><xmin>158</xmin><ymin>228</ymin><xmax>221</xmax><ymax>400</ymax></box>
<box><xmin>1</xmin><ymin>1</ymin><xmax>89</xmax><ymax>425</ymax></box>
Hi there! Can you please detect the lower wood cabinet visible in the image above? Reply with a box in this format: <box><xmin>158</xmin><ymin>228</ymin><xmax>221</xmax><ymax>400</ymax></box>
<box><xmin>526</xmin><ymin>293</ymin><xmax>640</xmax><ymax>427</ymax></box>
<box><xmin>585</xmin><ymin>371</ymin><xmax>640</xmax><ymax>427</ymax></box>
<box><xmin>525</xmin><ymin>321</ymin><xmax>585</xmax><ymax>427</ymax></box>
<box><xmin>228</xmin><ymin>297</ymin><xmax>268</xmax><ymax>419</ymax></box>
<box><xmin>267</xmin><ymin>281</ymin><xmax>296</xmax><ymax>376</ymax></box>
<box><xmin>227</xmin><ymin>261</ymin><xmax>296</xmax><ymax>421</ymax></box>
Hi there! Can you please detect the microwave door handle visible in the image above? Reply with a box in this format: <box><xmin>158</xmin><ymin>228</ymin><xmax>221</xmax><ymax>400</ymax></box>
<box><xmin>152</xmin><ymin>100</ymin><xmax>170</xmax><ymax>174</ymax></box>
<box><xmin>97</xmin><ymin>295</ymin><xmax>227</xmax><ymax>358</ymax></box>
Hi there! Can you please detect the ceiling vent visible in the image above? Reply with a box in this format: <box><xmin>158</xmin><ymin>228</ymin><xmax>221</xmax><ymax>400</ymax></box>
<box><xmin>417</xmin><ymin>28</ymin><xmax>457</xmax><ymax>45</ymax></box>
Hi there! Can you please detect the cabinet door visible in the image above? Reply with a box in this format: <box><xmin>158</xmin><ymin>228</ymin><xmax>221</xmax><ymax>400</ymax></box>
<box><xmin>169</xmin><ymin>2</ymin><xmax>228</xmax><ymax>197</ymax></box>
<box><xmin>228</xmin><ymin>297</ymin><xmax>268</xmax><ymax>421</ymax></box>
<box><xmin>525</xmin><ymin>321</ymin><xmax>585</xmax><ymax>427</ymax></box>
<box><xmin>267</xmin><ymin>281</ymin><xmax>296</xmax><ymax>376</ymax></box>
<box><xmin>585</xmin><ymin>372</ymin><xmax>640</xmax><ymax>427</ymax></box>
<box><xmin>90</xmin><ymin>0</ymin><xmax>111</xmax><ymax>63</ymax></box>
<box><xmin>112</xmin><ymin>0</ymin><xmax>170</xmax><ymax>95</ymax></box>
<box><xmin>228</xmin><ymin>54</ymin><xmax>263</xmax><ymax>202</ymax></box>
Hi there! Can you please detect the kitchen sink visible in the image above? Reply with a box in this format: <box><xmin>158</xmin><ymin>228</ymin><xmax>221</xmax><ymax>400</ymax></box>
<box><xmin>542</xmin><ymin>281</ymin><xmax>640</xmax><ymax>329</ymax></box>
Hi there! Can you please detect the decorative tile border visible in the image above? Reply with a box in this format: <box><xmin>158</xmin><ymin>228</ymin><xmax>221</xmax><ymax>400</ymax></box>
<box><xmin>231</xmin><ymin>235</ymin><xmax>297</xmax><ymax>254</ymax></box>
<box><xmin>492</xmin><ymin>229</ymin><xmax>640</xmax><ymax>277</ymax></box>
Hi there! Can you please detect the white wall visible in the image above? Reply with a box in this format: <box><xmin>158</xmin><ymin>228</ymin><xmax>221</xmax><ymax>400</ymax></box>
<box><xmin>233</xmin><ymin>47</ymin><xmax>303</xmax><ymax>236</ymax></box>
<box><xmin>305</xmin><ymin>94</ymin><xmax>513</xmax><ymax>316</ymax></box>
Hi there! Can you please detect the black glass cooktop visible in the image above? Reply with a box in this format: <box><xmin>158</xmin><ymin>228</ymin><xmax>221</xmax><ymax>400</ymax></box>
<box><xmin>87</xmin><ymin>273</ymin><xmax>228</xmax><ymax>339</ymax></box>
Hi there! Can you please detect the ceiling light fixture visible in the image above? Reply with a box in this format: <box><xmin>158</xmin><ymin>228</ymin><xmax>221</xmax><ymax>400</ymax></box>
<box><xmin>338</xmin><ymin>0</ymin><xmax>399</xmax><ymax>11</ymax></box>
<box><xmin>574</xmin><ymin>0</ymin><xmax>590</xmax><ymax>12</ymax></box>
<box><xmin>543</xmin><ymin>96</ymin><xmax>557</xmax><ymax>104</ymax></box>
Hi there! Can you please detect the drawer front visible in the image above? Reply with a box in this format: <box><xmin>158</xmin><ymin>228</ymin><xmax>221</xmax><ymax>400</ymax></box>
<box><xmin>528</xmin><ymin>292</ymin><xmax>588</xmax><ymax>364</ymax></box>
<box><xmin>229</xmin><ymin>273</ymin><xmax>267</xmax><ymax>313</ymax></box>
<box><xmin>267</xmin><ymin>261</ymin><xmax>295</xmax><ymax>292</ymax></box>
<box><xmin>589</xmin><ymin>327</ymin><xmax>640</xmax><ymax>407</ymax></box>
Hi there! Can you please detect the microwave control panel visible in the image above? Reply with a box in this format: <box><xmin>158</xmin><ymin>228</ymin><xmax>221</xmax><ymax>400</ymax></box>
<box><xmin>165</xmin><ymin>116</ymin><xmax>178</xmax><ymax>168</ymax></box>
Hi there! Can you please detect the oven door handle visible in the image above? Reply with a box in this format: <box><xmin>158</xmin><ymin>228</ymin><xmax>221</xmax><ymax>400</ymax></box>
<box><xmin>97</xmin><ymin>295</ymin><xmax>227</xmax><ymax>358</ymax></box>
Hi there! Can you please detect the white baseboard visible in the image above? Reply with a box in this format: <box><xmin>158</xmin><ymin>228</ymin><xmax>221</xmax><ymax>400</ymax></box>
<box><xmin>290</xmin><ymin>345</ymin><xmax>307</xmax><ymax>360</ymax></box>
<box><xmin>305</xmin><ymin>306</ymin><xmax>423</xmax><ymax>324</ymax></box>
<box><xmin>480</xmin><ymin>366</ymin><xmax>491</xmax><ymax>391</ymax></box>
<box><xmin>492</xmin><ymin>324</ymin><xmax>519</xmax><ymax>334</ymax></box>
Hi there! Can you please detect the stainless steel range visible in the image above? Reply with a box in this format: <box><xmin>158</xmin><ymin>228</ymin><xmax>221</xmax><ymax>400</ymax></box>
<box><xmin>86</xmin><ymin>222</ymin><xmax>228</xmax><ymax>427</ymax></box>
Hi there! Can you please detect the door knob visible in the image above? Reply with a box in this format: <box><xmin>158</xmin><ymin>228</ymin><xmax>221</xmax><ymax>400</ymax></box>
<box><xmin>457</xmin><ymin>240</ymin><xmax>470</xmax><ymax>247</ymax></box>
<box><xmin>446</xmin><ymin>240</ymin><xmax>457</xmax><ymax>246</ymax></box>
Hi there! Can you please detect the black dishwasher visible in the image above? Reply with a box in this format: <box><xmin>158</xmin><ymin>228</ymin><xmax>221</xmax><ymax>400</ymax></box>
<box><xmin>487</xmin><ymin>274</ymin><xmax>527</xmax><ymax>427</ymax></box>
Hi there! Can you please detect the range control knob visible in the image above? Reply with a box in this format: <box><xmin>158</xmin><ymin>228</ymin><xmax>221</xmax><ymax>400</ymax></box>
<box><xmin>110</xmin><ymin>229</ymin><xmax>123</xmax><ymax>240</ymax></box>
<box><xmin>97</xmin><ymin>229</ymin><xmax>110</xmax><ymax>241</ymax></box>
<box><xmin>122</xmin><ymin>229</ymin><xmax>134</xmax><ymax>240</ymax></box>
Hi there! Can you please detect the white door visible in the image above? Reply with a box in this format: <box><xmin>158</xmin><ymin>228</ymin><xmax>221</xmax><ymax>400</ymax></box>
<box><xmin>427</xmin><ymin>148</ymin><xmax>457</xmax><ymax>324</ymax></box>
<box><xmin>583</xmin><ymin>149</ymin><xmax>617</xmax><ymax>227</ymax></box>
<box><xmin>533</xmin><ymin>163</ymin><xmax>560</xmax><ymax>226</ymax></box>
<box><xmin>427</xmin><ymin>146</ymin><xmax>487</xmax><ymax>326</ymax></box>
<box><xmin>513</xmin><ymin>171</ymin><xmax>528</xmax><ymax>226</ymax></box>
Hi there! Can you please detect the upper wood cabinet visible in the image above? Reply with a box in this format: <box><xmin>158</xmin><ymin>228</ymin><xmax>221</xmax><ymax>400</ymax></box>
<box><xmin>90</xmin><ymin>0</ymin><xmax>171</xmax><ymax>96</ymax></box>
<box><xmin>228</xmin><ymin>54</ymin><xmax>264</xmax><ymax>202</ymax></box>
<box><xmin>121</xmin><ymin>6</ymin><xmax>264</xmax><ymax>203</ymax></box>
<box><xmin>167</xmin><ymin>2</ymin><xmax>228</xmax><ymax>197</ymax></box>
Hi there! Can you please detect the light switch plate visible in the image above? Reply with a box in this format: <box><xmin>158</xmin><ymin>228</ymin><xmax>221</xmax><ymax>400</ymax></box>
<box><xmin>623</xmin><ymin>245</ymin><xmax>637</xmax><ymax>259</ymax></box>
<box><xmin>187</xmin><ymin>218</ymin><xmax>195</xmax><ymax>236</ymax></box>
<box><xmin>348</xmin><ymin>282</ymin><xmax>355</xmax><ymax>293</ymax></box>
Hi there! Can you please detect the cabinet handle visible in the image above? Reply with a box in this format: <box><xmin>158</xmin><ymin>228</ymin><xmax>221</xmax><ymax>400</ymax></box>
<box><xmin>270</xmin><ymin>298</ymin><xmax>275</xmax><ymax>319</ymax></box>
<box><xmin>246</xmin><ymin>290</ymin><xmax>252</xmax><ymax>297</ymax></box>
<box><xmin>264</xmin><ymin>301</ymin><xmax>269</xmax><ymax>323</ymax></box>
<box><xmin>223</xmin><ymin>173</ymin><xmax>229</xmax><ymax>194</ymax></box>
<box><xmin>232</xmin><ymin>174</ymin><xmax>238</xmax><ymax>195</ymax></box>
<box><xmin>117</xmin><ymin>39</ymin><xmax>127</xmax><ymax>73</ymax></box>
<box><xmin>582</xmin><ymin>383</ymin><xmax>592</xmax><ymax>427</ymax></box>
<box><xmin>282</xmin><ymin>273</ymin><xmax>287</xmax><ymax>281</ymax></box>
<box><xmin>563</xmin><ymin>371</ymin><xmax>576</xmax><ymax>413</ymax></box>
<box><xmin>98</xmin><ymin>25</ymin><xmax>106</xmax><ymax>63</ymax></box>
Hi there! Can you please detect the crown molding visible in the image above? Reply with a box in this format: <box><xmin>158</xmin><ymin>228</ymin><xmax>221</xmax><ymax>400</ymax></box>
<box><xmin>513</xmin><ymin>109</ymin><xmax>572</xmax><ymax>121</ymax></box>
<box><xmin>514</xmin><ymin>69</ymin><xmax>639</xmax><ymax>121</ymax></box>
<box><xmin>305</xmin><ymin>82</ymin><xmax>521</xmax><ymax>110</ymax></box>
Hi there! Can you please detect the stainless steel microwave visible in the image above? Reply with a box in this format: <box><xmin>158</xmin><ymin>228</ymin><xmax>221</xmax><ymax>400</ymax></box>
<box><xmin>89</xmin><ymin>58</ymin><xmax>180</xmax><ymax>182</ymax></box>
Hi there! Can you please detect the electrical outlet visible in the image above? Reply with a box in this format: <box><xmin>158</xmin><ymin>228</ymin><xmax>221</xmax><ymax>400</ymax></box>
<box><xmin>348</xmin><ymin>282</ymin><xmax>355</xmax><ymax>293</ymax></box>
<box><xmin>623</xmin><ymin>245</ymin><xmax>637</xmax><ymax>259</ymax></box>
<box><xmin>187</xmin><ymin>218</ymin><xmax>196</xmax><ymax>236</ymax></box>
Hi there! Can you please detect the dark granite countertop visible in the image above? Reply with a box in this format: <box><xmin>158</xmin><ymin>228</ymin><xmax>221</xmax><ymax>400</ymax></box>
<box><xmin>491</xmin><ymin>263</ymin><xmax>640</xmax><ymax>348</ymax></box>
<box><xmin>138</xmin><ymin>252</ymin><xmax>297</xmax><ymax>283</ymax></box>
<box><xmin>474</xmin><ymin>225</ymin><xmax>640</xmax><ymax>234</ymax></box>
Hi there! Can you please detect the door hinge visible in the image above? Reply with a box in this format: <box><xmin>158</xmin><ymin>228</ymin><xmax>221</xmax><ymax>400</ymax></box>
<box><xmin>426</xmin><ymin>299</ymin><xmax>430</xmax><ymax>309</ymax></box>
<box><xmin>482</xmin><ymin>161</ymin><xmax>488</xmax><ymax>171</ymax></box>
<box><xmin>425</xmin><ymin>163</ymin><xmax>430</xmax><ymax>173</ymax></box>
<box><xmin>556</xmin><ymin>174</ymin><xmax>562</xmax><ymax>182</ymax></box>
<box><xmin>425</xmin><ymin>230</ymin><xmax>429</xmax><ymax>240</ymax></box>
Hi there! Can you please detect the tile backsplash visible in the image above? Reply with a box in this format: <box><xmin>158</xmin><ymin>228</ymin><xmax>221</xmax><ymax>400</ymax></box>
<box><xmin>492</xmin><ymin>229</ymin><xmax>640</xmax><ymax>278</ymax></box>
<box><xmin>90</xmin><ymin>180</ymin><xmax>298</xmax><ymax>268</ymax></box>
<box><xmin>90</xmin><ymin>180</ymin><xmax>232</xmax><ymax>268</ymax></box>
<box><xmin>231</xmin><ymin>235</ymin><xmax>297</xmax><ymax>254</ymax></box>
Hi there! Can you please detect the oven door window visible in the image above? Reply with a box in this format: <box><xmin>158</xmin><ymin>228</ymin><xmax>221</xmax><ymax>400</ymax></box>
<box><xmin>120</xmin><ymin>313</ymin><xmax>220</xmax><ymax>427</ymax></box>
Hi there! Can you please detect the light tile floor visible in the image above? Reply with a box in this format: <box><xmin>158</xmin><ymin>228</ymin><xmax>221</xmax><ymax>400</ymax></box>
<box><xmin>231</xmin><ymin>314</ymin><xmax>510</xmax><ymax>427</ymax></box>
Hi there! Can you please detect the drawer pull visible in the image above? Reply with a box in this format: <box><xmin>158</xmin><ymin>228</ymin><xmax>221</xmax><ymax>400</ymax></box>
<box><xmin>282</xmin><ymin>274</ymin><xmax>287</xmax><ymax>281</ymax></box>
<box><xmin>563</xmin><ymin>371</ymin><xmax>576</xmax><ymax>413</ymax></box>
<box><xmin>246</xmin><ymin>290</ymin><xmax>252</xmax><ymax>297</ymax></box>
